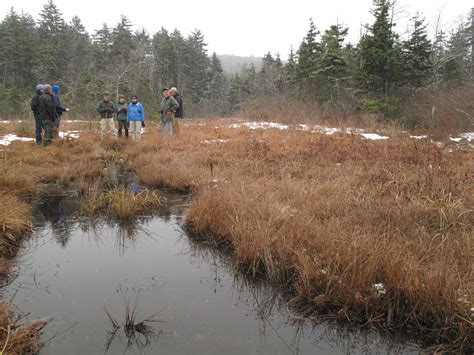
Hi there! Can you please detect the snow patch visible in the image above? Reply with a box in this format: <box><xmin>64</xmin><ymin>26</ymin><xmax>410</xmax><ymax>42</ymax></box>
<box><xmin>373</xmin><ymin>283</ymin><xmax>387</xmax><ymax>295</ymax></box>
<box><xmin>458</xmin><ymin>132</ymin><xmax>474</xmax><ymax>142</ymax></box>
<box><xmin>230</xmin><ymin>122</ymin><xmax>290</xmax><ymax>130</ymax></box>
<box><xmin>58</xmin><ymin>131</ymin><xmax>80</xmax><ymax>139</ymax></box>
<box><xmin>0</xmin><ymin>134</ymin><xmax>35</xmax><ymax>145</ymax></box>
<box><xmin>361</xmin><ymin>133</ymin><xmax>389</xmax><ymax>140</ymax></box>
<box><xmin>202</xmin><ymin>139</ymin><xmax>229</xmax><ymax>144</ymax></box>
<box><xmin>63</xmin><ymin>120</ymin><xmax>88</xmax><ymax>123</ymax></box>
<box><xmin>410</xmin><ymin>135</ymin><xmax>428</xmax><ymax>140</ymax></box>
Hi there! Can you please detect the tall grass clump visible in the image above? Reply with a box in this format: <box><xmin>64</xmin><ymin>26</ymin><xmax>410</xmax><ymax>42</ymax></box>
<box><xmin>82</xmin><ymin>188</ymin><xmax>165</xmax><ymax>221</ymax></box>
<box><xmin>0</xmin><ymin>193</ymin><xmax>31</xmax><ymax>254</ymax></box>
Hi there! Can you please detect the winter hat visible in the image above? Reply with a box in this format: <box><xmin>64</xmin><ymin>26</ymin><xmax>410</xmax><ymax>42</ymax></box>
<box><xmin>52</xmin><ymin>84</ymin><xmax>61</xmax><ymax>93</ymax></box>
<box><xmin>36</xmin><ymin>84</ymin><xmax>44</xmax><ymax>91</ymax></box>
<box><xmin>170</xmin><ymin>87</ymin><xmax>178</xmax><ymax>93</ymax></box>
<box><xmin>118</xmin><ymin>95</ymin><xmax>126</xmax><ymax>100</ymax></box>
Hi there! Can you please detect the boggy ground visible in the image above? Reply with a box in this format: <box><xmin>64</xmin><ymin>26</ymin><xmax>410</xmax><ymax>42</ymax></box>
<box><xmin>125</xmin><ymin>122</ymin><xmax>473</xmax><ymax>352</ymax></box>
<box><xmin>0</xmin><ymin>119</ymin><xmax>473</xmax><ymax>352</ymax></box>
<box><xmin>0</xmin><ymin>131</ymin><xmax>132</xmax><ymax>352</ymax></box>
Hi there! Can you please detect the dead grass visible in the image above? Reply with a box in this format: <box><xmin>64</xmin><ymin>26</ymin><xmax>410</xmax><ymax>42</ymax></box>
<box><xmin>0</xmin><ymin>119</ymin><xmax>472</xmax><ymax>350</ymax></box>
<box><xmin>0</xmin><ymin>193</ymin><xmax>31</xmax><ymax>256</ymax></box>
<box><xmin>0</xmin><ymin>302</ymin><xmax>49</xmax><ymax>354</ymax></box>
<box><xmin>124</xmin><ymin>123</ymin><xmax>473</xmax><ymax>350</ymax></box>
<box><xmin>82</xmin><ymin>187</ymin><xmax>165</xmax><ymax>221</ymax></box>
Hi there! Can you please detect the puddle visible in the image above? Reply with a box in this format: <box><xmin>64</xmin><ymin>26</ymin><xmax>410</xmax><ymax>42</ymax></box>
<box><xmin>2</xmin><ymin>188</ymin><xmax>419</xmax><ymax>354</ymax></box>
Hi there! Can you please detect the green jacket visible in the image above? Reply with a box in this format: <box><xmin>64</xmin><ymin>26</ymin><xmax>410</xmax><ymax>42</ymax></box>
<box><xmin>115</xmin><ymin>102</ymin><xmax>128</xmax><ymax>121</ymax></box>
<box><xmin>98</xmin><ymin>101</ymin><xmax>116</xmax><ymax>119</ymax></box>
<box><xmin>160</xmin><ymin>96</ymin><xmax>179</xmax><ymax>123</ymax></box>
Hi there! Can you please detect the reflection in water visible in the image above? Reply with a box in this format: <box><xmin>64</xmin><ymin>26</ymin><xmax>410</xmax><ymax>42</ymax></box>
<box><xmin>184</xmin><ymin>238</ymin><xmax>418</xmax><ymax>355</ymax></box>
<box><xmin>7</xmin><ymin>185</ymin><xmax>420</xmax><ymax>354</ymax></box>
<box><xmin>104</xmin><ymin>300</ymin><xmax>166</xmax><ymax>354</ymax></box>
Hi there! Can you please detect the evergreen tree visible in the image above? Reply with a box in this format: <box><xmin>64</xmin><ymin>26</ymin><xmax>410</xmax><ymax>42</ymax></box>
<box><xmin>153</xmin><ymin>28</ymin><xmax>176</xmax><ymax>88</ymax></box>
<box><xmin>204</xmin><ymin>53</ymin><xmax>228</xmax><ymax>114</ymax></box>
<box><xmin>296</xmin><ymin>19</ymin><xmax>321</xmax><ymax>95</ymax></box>
<box><xmin>316</xmin><ymin>24</ymin><xmax>350</xmax><ymax>100</ymax></box>
<box><xmin>357</xmin><ymin>0</ymin><xmax>403</xmax><ymax>96</ymax></box>
<box><xmin>402</xmin><ymin>13</ymin><xmax>432</xmax><ymax>89</ymax></box>
<box><xmin>170</xmin><ymin>29</ymin><xmax>187</xmax><ymax>89</ymax></box>
<box><xmin>37</xmin><ymin>0</ymin><xmax>70</xmax><ymax>81</ymax></box>
<box><xmin>184</xmin><ymin>30</ymin><xmax>210</xmax><ymax>103</ymax></box>
<box><xmin>283</xmin><ymin>47</ymin><xmax>298</xmax><ymax>90</ymax></box>
<box><xmin>443</xmin><ymin>24</ymin><xmax>469</xmax><ymax>84</ymax></box>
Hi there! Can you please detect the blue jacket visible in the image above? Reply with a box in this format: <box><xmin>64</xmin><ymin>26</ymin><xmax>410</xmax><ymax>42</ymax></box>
<box><xmin>127</xmin><ymin>102</ymin><xmax>145</xmax><ymax>121</ymax></box>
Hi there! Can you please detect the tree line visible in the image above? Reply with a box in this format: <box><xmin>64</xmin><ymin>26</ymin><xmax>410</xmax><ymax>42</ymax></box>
<box><xmin>0</xmin><ymin>0</ymin><xmax>473</xmax><ymax>127</ymax></box>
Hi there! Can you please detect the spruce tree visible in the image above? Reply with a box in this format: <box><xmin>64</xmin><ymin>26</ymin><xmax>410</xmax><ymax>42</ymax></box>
<box><xmin>316</xmin><ymin>24</ymin><xmax>350</xmax><ymax>100</ymax></box>
<box><xmin>296</xmin><ymin>19</ymin><xmax>321</xmax><ymax>95</ymax></box>
<box><xmin>357</xmin><ymin>0</ymin><xmax>403</xmax><ymax>96</ymax></box>
<box><xmin>402</xmin><ymin>13</ymin><xmax>432</xmax><ymax>89</ymax></box>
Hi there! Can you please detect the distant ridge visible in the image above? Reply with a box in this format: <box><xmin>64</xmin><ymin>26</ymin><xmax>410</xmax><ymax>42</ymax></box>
<box><xmin>218</xmin><ymin>54</ymin><xmax>263</xmax><ymax>75</ymax></box>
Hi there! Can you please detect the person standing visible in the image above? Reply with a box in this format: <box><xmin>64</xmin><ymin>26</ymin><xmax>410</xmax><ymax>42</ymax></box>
<box><xmin>170</xmin><ymin>87</ymin><xmax>183</xmax><ymax>134</ymax></box>
<box><xmin>127</xmin><ymin>95</ymin><xmax>145</xmax><ymax>141</ymax></box>
<box><xmin>38</xmin><ymin>84</ymin><xmax>57</xmax><ymax>146</ymax></box>
<box><xmin>97</xmin><ymin>92</ymin><xmax>117</xmax><ymax>140</ymax></box>
<box><xmin>52</xmin><ymin>84</ymin><xmax>68</xmax><ymax>133</ymax></box>
<box><xmin>159</xmin><ymin>88</ymin><xmax>179</xmax><ymax>136</ymax></box>
<box><xmin>115</xmin><ymin>95</ymin><xmax>129</xmax><ymax>138</ymax></box>
<box><xmin>31</xmin><ymin>84</ymin><xmax>44</xmax><ymax>145</ymax></box>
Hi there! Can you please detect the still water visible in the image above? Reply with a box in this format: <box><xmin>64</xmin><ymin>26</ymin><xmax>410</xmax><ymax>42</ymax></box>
<box><xmin>3</xmin><ymin>189</ymin><xmax>417</xmax><ymax>354</ymax></box>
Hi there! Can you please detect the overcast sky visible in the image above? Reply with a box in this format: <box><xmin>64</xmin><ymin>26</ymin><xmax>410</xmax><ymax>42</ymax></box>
<box><xmin>0</xmin><ymin>0</ymin><xmax>471</xmax><ymax>57</ymax></box>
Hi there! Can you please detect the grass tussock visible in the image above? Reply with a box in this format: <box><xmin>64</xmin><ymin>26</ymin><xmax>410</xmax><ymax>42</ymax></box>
<box><xmin>0</xmin><ymin>118</ymin><xmax>472</xmax><ymax>350</ymax></box>
<box><xmin>0</xmin><ymin>302</ymin><xmax>49</xmax><ymax>354</ymax></box>
<box><xmin>0</xmin><ymin>193</ymin><xmax>31</xmax><ymax>254</ymax></box>
<box><xmin>123</xmin><ymin>123</ymin><xmax>473</xmax><ymax>350</ymax></box>
<box><xmin>82</xmin><ymin>187</ymin><xmax>165</xmax><ymax>221</ymax></box>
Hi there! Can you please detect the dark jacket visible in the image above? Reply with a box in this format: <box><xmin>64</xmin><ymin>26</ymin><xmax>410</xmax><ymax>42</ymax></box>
<box><xmin>38</xmin><ymin>94</ymin><xmax>57</xmax><ymax>121</ymax></box>
<box><xmin>115</xmin><ymin>102</ymin><xmax>128</xmax><ymax>121</ymax></box>
<box><xmin>31</xmin><ymin>93</ymin><xmax>41</xmax><ymax>116</ymax></box>
<box><xmin>98</xmin><ymin>101</ymin><xmax>116</xmax><ymax>119</ymax></box>
<box><xmin>174</xmin><ymin>94</ymin><xmax>184</xmax><ymax>118</ymax></box>
<box><xmin>53</xmin><ymin>94</ymin><xmax>66</xmax><ymax>117</ymax></box>
<box><xmin>159</xmin><ymin>96</ymin><xmax>179</xmax><ymax>123</ymax></box>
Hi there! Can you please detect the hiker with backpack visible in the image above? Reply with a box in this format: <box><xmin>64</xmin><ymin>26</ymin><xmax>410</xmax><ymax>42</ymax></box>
<box><xmin>31</xmin><ymin>84</ymin><xmax>44</xmax><ymax>145</ymax></box>
<box><xmin>170</xmin><ymin>87</ymin><xmax>183</xmax><ymax>134</ymax></box>
<box><xmin>38</xmin><ymin>84</ymin><xmax>57</xmax><ymax>146</ymax></box>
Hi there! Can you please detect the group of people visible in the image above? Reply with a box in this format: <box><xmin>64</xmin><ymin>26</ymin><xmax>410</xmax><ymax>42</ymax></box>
<box><xmin>31</xmin><ymin>84</ymin><xmax>183</xmax><ymax>145</ymax></box>
<box><xmin>31</xmin><ymin>84</ymin><xmax>68</xmax><ymax>145</ymax></box>
<box><xmin>97</xmin><ymin>87</ymin><xmax>183</xmax><ymax>141</ymax></box>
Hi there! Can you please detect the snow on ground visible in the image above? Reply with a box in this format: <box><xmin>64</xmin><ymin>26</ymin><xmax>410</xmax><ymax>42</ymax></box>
<box><xmin>202</xmin><ymin>139</ymin><xmax>229</xmax><ymax>144</ymax></box>
<box><xmin>58</xmin><ymin>131</ymin><xmax>80</xmax><ymax>139</ymax></box>
<box><xmin>0</xmin><ymin>134</ymin><xmax>35</xmax><ymax>145</ymax></box>
<box><xmin>361</xmin><ymin>133</ymin><xmax>390</xmax><ymax>141</ymax></box>
<box><xmin>229</xmin><ymin>121</ymin><xmax>290</xmax><ymax>130</ymax></box>
<box><xmin>225</xmin><ymin>120</ymin><xmax>473</xmax><ymax>147</ymax></box>
<box><xmin>410</xmin><ymin>135</ymin><xmax>429</xmax><ymax>140</ymax></box>
<box><xmin>373</xmin><ymin>283</ymin><xmax>387</xmax><ymax>295</ymax></box>
<box><xmin>459</xmin><ymin>132</ymin><xmax>474</xmax><ymax>142</ymax></box>
<box><xmin>63</xmin><ymin>120</ymin><xmax>89</xmax><ymax>123</ymax></box>
<box><xmin>0</xmin><ymin>120</ymin><xmax>23</xmax><ymax>124</ymax></box>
